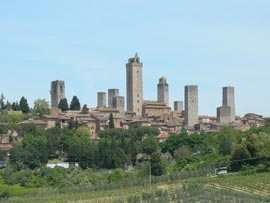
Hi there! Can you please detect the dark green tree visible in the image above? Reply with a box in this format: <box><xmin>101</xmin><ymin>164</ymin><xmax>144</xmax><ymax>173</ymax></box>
<box><xmin>218</xmin><ymin>136</ymin><xmax>233</xmax><ymax>155</ymax></box>
<box><xmin>70</xmin><ymin>96</ymin><xmax>81</xmax><ymax>110</ymax></box>
<box><xmin>0</xmin><ymin>93</ymin><xmax>5</xmax><ymax>109</ymax></box>
<box><xmin>19</xmin><ymin>97</ymin><xmax>30</xmax><ymax>114</ymax></box>
<box><xmin>109</xmin><ymin>113</ymin><xmax>115</xmax><ymax>128</ymax></box>
<box><xmin>151</xmin><ymin>151</ymin><xmax>165</xmax><ymax>176</ymax></box>
<box><xmin>11</xmin><ymin>102</ymin><xmax>20</xmax><ymax>111</ymax></box>
<box><xmin>58</xmin><ymin>98</ymin><xmax>69</xmax><ymax>111</ymax></box>
<box><xmin>141</xmin><ymin>136</ymin><xmax>159</xmax><ymax>155</ymax></box>
<box><xmin>81</xmin><ymin>104</ymin><xmax>89</xmax><ymax>114</ymax></box>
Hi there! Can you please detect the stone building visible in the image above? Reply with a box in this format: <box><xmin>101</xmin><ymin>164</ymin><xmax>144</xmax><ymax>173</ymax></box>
<box><xmin>157</xmin><ymin>77</ymin><xmax>169</xmax><ymax>106</ymax></box>
<box><xmin>97</xmin><ymin>92</ymin><xmax>106</xmax><ymax>107</ymax></box>
<box><xmin>184</xmin><ymin>85</ymin><xmax>198</xmax><ymax>128</ymax></box>
<box><xmin>174</xmin><ymin>101</ymin><xmax>183</xmax><ymax>112</ymax></box>
<box><xmin>108</xmin><ymin>89</ymin><xmax>119</xmax><ymax>107</ymax></box>
<box><xmin>50</xmin><ymin>80</ymin><xmax>65</xmax><ymax>108</ymax></box>
<box><xmin>126</xmin><ymin>53</ymin><xmax>143</xmax><ymax>116</ymax></box>
<box><xmin>142</xmin><ymin>101</ymin><xmax>171</xmax><ymax>117</ymax></box>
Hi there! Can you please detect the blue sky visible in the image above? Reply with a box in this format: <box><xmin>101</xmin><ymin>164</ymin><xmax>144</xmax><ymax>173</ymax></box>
<box><xmin>0</xmin><ymin>0</ymin><xmax>269</xmax><ymax>116</ymax></box>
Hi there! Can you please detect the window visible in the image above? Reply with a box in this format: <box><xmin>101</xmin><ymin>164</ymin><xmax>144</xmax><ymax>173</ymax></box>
<box><xmin>137</xmin><ymin>100</ymin><xmax>139</xmax><ymax>103</ymax></box>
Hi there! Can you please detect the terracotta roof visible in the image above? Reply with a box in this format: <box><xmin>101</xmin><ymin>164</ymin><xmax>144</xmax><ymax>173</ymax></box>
<box><xmin>157</xmin><ymin>133</ymin><xmax>170</xmax><ymax>140</ymax></box>
<box><xmin>19</xmin><ymin>119</ymin><xmax>47</xmax><ymax>125</ymax></box>
<box><xmin>0</xmin><ymin>144</ymin><xmax>13</xmax><ymax>150</ymax></box>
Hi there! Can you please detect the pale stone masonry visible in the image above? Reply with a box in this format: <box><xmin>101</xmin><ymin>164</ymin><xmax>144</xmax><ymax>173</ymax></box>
<box><xmin>184</xmin><ymin>85</ymin><xmax>198</xmax><ymax>128</ymax></box>
<box><xmin>50</xmin><ymin>80</ymin><xmax>65</xmax><ymax>108</ymax></box>
<box><xmin>223</xmin><ymin>86</ymin><xmax>235</xmax><ymax>121</ymax></box>
<box><xmin>112</xmin><ymin>96</ymin><xmax>125</xmax><ymax>115</ymax></box>
<box><xmin>108</xmin><ymin>89</ymin><xmax>119</xmax><ymax>107</ymax></box>
<box><xmin>217</xmin><ymin>86</ymin><xmax>235</xmax><ymax>123</ymax></box>
<box><xmin>97</xmin><ymin>92</ymin><xmax>106</xmax><ymax>107</ymax></box>
<box><xmin>174</xmin><ymin>101</ymin><xmax>183</xmax><ymax>112</ymax></box>
<box><xmin>126</xmin><ymin>53</ymin><xmax>143</xmax><ymax>116</ymax></box>
<box><xmin>157</xmin><ymin>76</ymin><xmax>169</xmax><ymax>106</ymax></box>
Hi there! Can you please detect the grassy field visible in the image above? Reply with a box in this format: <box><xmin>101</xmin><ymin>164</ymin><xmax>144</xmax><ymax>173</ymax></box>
<box><xmin>1</xmin><ymin>172</ymin><xmax>270</xmax><ymax>203</ymax></box>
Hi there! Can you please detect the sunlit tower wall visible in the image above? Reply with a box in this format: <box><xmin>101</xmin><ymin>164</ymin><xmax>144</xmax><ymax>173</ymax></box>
<box><xmin>126</xmin><ymin>53</ymin><xmax>143</xmax><ymax>116</ymax></box>
<box><xmin>157</xmin><ymin>76</ymin><xmax>169</xmax><ymax>106</ymax></box>
<box><xmin>184</xmin><ymin>85</ymin><xmax>198</xmax><ymax>128</ymax></box>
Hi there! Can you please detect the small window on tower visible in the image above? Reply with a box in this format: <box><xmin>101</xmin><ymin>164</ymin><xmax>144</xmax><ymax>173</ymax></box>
<box><xmin>137</xmin><ymin>100</ymin><xmax>139</xmax><ymax>103</ymax></box>
<box><xmin>137</xmin><ymin>94</ymin><xmax>139</xmax><ymax>97</ymax></box>
<box><xmin>137</xmin><ymin>70</ymin><xmax>139</xmax><ymax>74</ymax></box>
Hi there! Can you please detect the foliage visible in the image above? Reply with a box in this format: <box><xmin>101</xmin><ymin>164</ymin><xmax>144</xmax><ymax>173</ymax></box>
<box><xmin>58</xmin><ymin>98</ymin><xmax>69</xmax><ymax>111</ymax></box>
<box><xmin>108</xmin><ymin>113</ymin><xmax>114</xmax><ymax>129</ymax></box>
<box><xmin>70</xmin><ymin>96</ymin><xmax>81</xmax><ymax>110</ymax></box>
<box><xmin>19</xmin><ymin>97</ymin><xmax>30</xmax><ymax>114</ymax></box>
<box><xmin>140</xmin><ymin>135</ymin><xmax>159</xmax><ymax>155</ymax></box>
<box><xmin>81</xmin><ymin>104</ymin><xmax>89</xmax><ymax>114</ymax></box>
<box><xmin>150</xmin><ymin>151</ymin><xmax>165</xmax><ymax>176</ymax></box>
<box><xmin>33</xmin><ymin>99</ymin><xmax>50</xmax><ymax>115</ymax></box>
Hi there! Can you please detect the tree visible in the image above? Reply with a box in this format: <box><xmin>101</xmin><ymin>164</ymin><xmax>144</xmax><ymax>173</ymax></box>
<box><xmin>218</xmin><ymin>136</ymin><xmax>233</xmax><ymax>156</ymax></box>
<box><xmin>141</xmin><ymin>136</ymin><xmax>159</xmax><ymax>155</ymax></box>
<box><xmin>70</xmin><ymin>96</ymin><xmax>81</xmax><ymax>110</ymax></box>
<box><xmin>11</xmin><ymin>102</ymin><xmax>20</xmax><ymax>111</ymax></box>
<box><xmin>81</xmin><ymin>104</ymin><xmax>89</xmax><ymax>114</ymax></box>
<box><xmin>109</xmin><ymin>113</ymin><xmax>115</xmax><ymax>128</ymax></box>
<box><xmin>19</xmin><ymin>97</ymin><xmax>30</xmax><ymax>114</ymax></box>
<box><xmin>34</xmin><ymin>99</ymin><xmax>50</xmax><ymax>115</ymax></box>
<box><xmin>151</xmin><ymin>151</ymin><xmax>165</xmax><ymax>176</ymax></box>
<box><xmin>58</xmin><ymin>98</ymin><xmax>69</xmax><ymax>111</ymax></box>
<box><xmin>0</xmin><ymin>93</ymin><xmax>5</xmax><ymax>109</ymax></box>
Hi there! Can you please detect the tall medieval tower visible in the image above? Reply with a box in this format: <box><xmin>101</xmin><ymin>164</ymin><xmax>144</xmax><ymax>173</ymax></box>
<box><xmin>126</xmin><ymin>53</ymin><xmax>143</xmax><ymax>116</ymax></box>
<box><xmin>50</xmin><ymin>80</ymin><xmax>65</xmax><ymax>108</ymax></box>
<box><xmin>184</xmin><ymin>85</ymin><xmax>198</xmax><ymax>128</ymax></box>
<box><xmin>157</xmin><ymin>76</ymin><xmax>169</xmax><ymax>106</ymax></box>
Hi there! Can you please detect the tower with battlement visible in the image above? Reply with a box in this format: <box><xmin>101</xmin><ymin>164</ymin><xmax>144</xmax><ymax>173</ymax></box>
<box><xmin>157</xmin><ymin>76</ymin><xmax>169</xmax><ymax>106</ymax></box>
<box><xmin>108</xmin><ymin>89</ymin><xmax>119</xmax><ymax>107</ymax></box>
<box><xmin>126</xmin><ymin>53</ymin><xmax>143</xmax><ymax>116</ymax></box>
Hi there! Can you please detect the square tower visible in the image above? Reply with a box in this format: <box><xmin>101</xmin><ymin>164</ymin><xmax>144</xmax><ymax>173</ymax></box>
<box><xmin>174</xmin><ymin>101</ymin><xmax>183</xmax><ymax>112</ymax></box>
<box><xmin>184</xmin><ymin>85</ymin><xmax>198</xmax><ymax>128</ymax></box>
<box><xmin>157</xmin><ymin>76</ymin><xmax>169</xmax><ymax>106</ymax></box>
<box><xmin>97</xmin><ymin>92</ymin><xmax>106</xmax><ymax>107</ymax></box>
<box><xmin>50</xmin><ymin>80</ymin><xmax>65</xmax><ymax>108</ymax></box>
<box><xmin>113</xmin><ymin>96</ymin><xmax>125</xmax><ymax>116</ymax></box>
<box><xmin>223</xmin><ymin>86</ymin><xmax>235</xmax><ymax>121</ymax></box>
<box><xmin>126</xmin><ymin>53</ymin><xmax>143</xmax><ymax>116</ymax></box>
<box><xmin>108</xmin><ymin>89</ymin><xmax>119</xmax><ymax>107</ymax></box>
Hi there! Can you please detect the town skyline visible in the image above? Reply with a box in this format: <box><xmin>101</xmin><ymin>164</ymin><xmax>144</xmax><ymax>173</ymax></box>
<box><xmin>0</xmin><ymin>1</ymin><xmax>269</xmax><ymax>116</ymax></box>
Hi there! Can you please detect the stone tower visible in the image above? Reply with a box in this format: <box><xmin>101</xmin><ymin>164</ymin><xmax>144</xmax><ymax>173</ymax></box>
<box><xmin>223</xmin><ymin>86</ymin><xmax>235</xmax><ymax>120</ymax></box>
<box><xmin>157</xmin><ymin>76</ymin><xmax>169</xmax><ymax>106</ymax></box>
<box><xmin>97</xmin><ymin>92</ymin><xmax>106</xmax><ymax>107</ymax></box>
<box><xmin>126</xmin><ymin>53</ymin><xmax>143</xmax><ymax>116</ymax></box>
<box><xmin>108</xmin><ymin>89</ymin><xmax>119</xmax><ymax>107</ymax></box>
<box><xmin>113</xmin><ymin>96</ymin><xmax>125</xmax><ymax>115</ymax></box>
<box><xmin>174</xmin><ymin>101</ymin><xmax>183</xmax><ymax>112</ymax></box>
<box><xmin>217</xmin><ymin>86</ymin><xmax>235</xmax><ymax>123</ymax></box>
<box><xmin>50</xmin><ymin>80</ymin><xmax>65</xmax><ymax>108</ymax></box>
<box><xmin>184</xmin><ymin>85</ymin><xmax>198</xmax><ymax>128</ymax></box>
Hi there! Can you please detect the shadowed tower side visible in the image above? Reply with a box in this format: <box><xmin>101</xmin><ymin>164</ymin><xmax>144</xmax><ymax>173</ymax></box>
<box><xmin>50</xmin><ymin>80</ymin><xmax>65</xmax><ymax>108</ymax></box>
<box><xmin>126</xmin><ymin>53</ymin><xmax>143</xmax><ymax>116</ymax></box>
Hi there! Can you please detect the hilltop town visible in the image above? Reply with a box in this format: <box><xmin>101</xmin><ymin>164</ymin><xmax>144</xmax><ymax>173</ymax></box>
<box><xmin>32</xmin><ymin>53</ymin><xmax>268</xmax><ymax>140</ymax></box>
<box><xmin>0</xmin><ymin>54</ymin><xmax>268</xmax><ymax>146</ymax></box>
